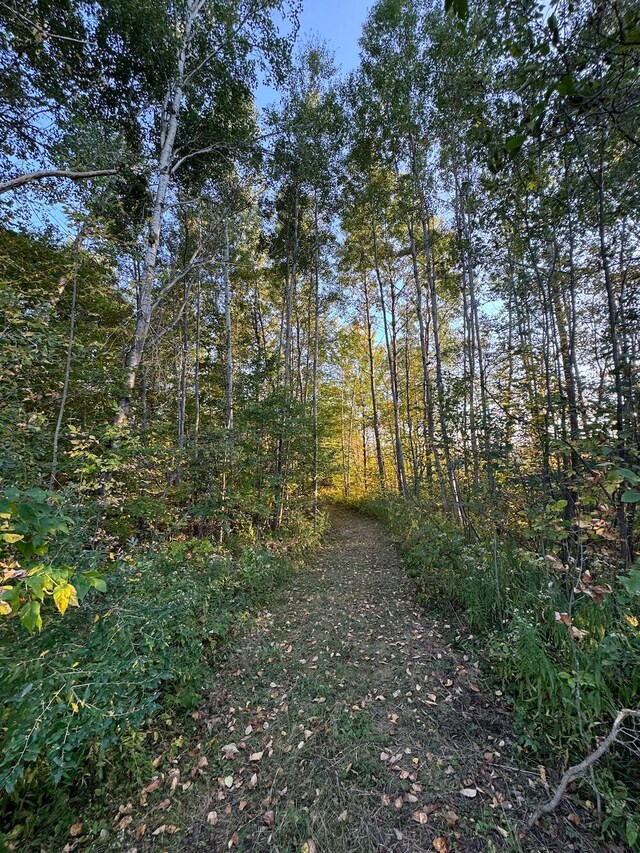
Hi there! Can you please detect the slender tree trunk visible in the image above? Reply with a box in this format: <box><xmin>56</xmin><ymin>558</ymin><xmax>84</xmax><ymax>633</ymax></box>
<box><xmin>363</xmin><ymin>271</ymin><xmax>385</xmax><ymax>491</ymax></box>
<box><xmin>372</xmin><ymin>221</ymin><xmax>408</xmax><ymax>497</ymax></box>
<box><xmin>312</xmin><ymin>196</ymin><xmax>320</xmax><ymax>519</ymax></box>
<box><xmin>50</xmin><ymin>228</ymin><xmax>85</xmax><ymax>489</ymax></box>
<box><xmin>116</xmin><ymin>0</ymin><xmax>202</xmax><ymax>427</ymax></box>
<box><xmin>597</xmin><ymin>150</ymin><xmax>633</xmax><ymax>564</ymax></box>
<box><xmin>406</xmin><ymin>217</ymin><xmax>447</xmax><ymax>506</ymax></box>
<box><xmin>193</xmin><ymin>277</ymin><xmax>201</xmax><ymax>460</ymax></box>
<box><xmin>420</xmin><ymin>209</ymin><xmax>463</xmax><ymax>523</ymax></box>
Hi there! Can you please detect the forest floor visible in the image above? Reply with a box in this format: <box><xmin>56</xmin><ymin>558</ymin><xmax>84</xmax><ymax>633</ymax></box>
<box><xmin>134</xmin><ymin>508</ymin><xmax>613</xmax><ymax>853</ymax></box>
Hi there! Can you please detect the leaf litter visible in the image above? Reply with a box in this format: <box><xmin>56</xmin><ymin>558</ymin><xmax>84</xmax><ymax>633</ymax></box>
<box><xmin>125</xmin><ymin>509</ymin><xmax>614</xmax><ymax>852</ymax></box>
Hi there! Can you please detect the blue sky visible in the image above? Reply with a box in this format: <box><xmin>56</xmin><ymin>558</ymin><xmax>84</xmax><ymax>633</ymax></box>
<box><xmin>298</xmin><ymin>0</ymin><xmax>371</xmax><ymax>73</ymax></box>
<box><xmin>258</xmin><ymin>0</ymin><xmax>372</xmax><ymax>108</ymax></box>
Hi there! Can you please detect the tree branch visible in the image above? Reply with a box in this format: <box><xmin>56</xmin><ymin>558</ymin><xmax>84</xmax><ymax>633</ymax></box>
<box><xmin>528</xmin><ymin>709</ymin><xmax>640</xmax><ymax>828</ymax></box>
<box><xmin>0</xmin><ymin>168</ymin><xmax>118</xmax><ymax>194</ymax></box>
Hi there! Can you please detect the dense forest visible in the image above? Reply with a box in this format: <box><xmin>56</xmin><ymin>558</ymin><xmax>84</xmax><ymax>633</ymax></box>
<box><xmin>1</xmin><ymin>0</ymin><xmax>639</xmax><ymax>850</ymax></box>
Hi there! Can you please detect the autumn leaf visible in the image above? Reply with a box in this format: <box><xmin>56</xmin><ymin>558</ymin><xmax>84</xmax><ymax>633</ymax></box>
<box><xmin>263</xmin><ymin>810</ymin><xmax>275</xmax><ymax>828</ymax></box>
<box><xmin>460</xmin><ymin>788</ymin><xmax>477</xmax><ymax>798</ymax></box>
<box><xmin>69</xmin><ymin>822</ymin><xmax>83</xmax><ymax>837</ymax></box>
<box><xmin>249</xmin><ymin>751</ymin><xmax>264</xmax><ymax>762</ymax></box>
<box><xmin>222</xmin><ymin>743</ymin><xmax>239</xmax><ymax>759</ymax></box>
<box><xmin>433</xmin><ymin>838</ymin><xmax>449</xmax><ymax>853</ymax></box>
<box><xmin>53</xmin><ymin>582</ymin><xmax>79</xmax><ymax>615</ymax></box>
<box><xmin>207</xmin><ymin>811</ymin><xmax>218</xmax><ymax>825</ymax></box>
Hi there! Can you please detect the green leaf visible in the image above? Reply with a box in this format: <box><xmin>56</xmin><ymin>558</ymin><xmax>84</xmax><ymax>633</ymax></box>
<box><xmin>611</xmin><ymin>467</ymin><xmax>640</xmax><ymax>484</ymax></box>
<box><xmin>24</xmin><ymin>487</ymin><xmax>47</xmax><ymax>501</ymax></box>
<box><xmin>53</xmin><ymin>582</ymin><xmax>79</xmax><ymax>615</ymax></box>
<box><xmin>621</xmin><ymin>490</ymin><xmax>640</xmax><ymax>503</ymax></box>
<box><xmin>20</xmin><ymin>601</ymin><xmax>42</xmax><ymax>633</ymax></box>
<box><xmin>4</xmin><ymin>487</ymin><xmax>20</xmax><ymax>501</ymax></box>
<box><xmin>556</xmin><ymin>74</ymin><xmax>575</xmax><ymax>96</ymax></box>
<box><xmin>444</xmin><ymin>0</ymin><xmax>468</xmax><ymax>20</ymax></box>
<box><xmin>505</xmin><ymin>133</ymin><xmax>526</xmax><ymax>154</ymax></box>
<box><xmin>619</xmin><ymin>568</ymin><xmax>640</xmax><ymax>596</ymax></box>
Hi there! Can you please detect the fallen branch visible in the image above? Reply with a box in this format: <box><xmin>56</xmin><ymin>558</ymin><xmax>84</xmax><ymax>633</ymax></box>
<box><xmin>0</xmin><ymin>168</ymin><xmax>118</xmax><ymax>194</ymax></box>
<box><xmin>528</xmin><ymin>708</ymin><xmax>640</xmax><ymax>828</ymax></box>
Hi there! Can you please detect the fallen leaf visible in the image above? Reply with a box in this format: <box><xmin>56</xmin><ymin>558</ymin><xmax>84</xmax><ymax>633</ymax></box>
<box><xmin>250</xmin><ymin>751</ymin><xmax>264</xmax><ymax>762</ymax></box>
<box><xmin>69</xmin><ymin>823</ymin><xmax>83</xmax><ymax>837</ymax></box>
<box><xmin>152</xmin><ymin>824</ymin><xmax>166</xmax><ymax>836</ymax></box>
<box><xmin>460</xmin><ymin>788</ymin><xmax>477</xmax><ymax>798</ymax></box>
<box><xmin>224</xmin><ymin>775</ymin><xmax>233</xmax><ymax>788</ymax></box>
<box><xmin>166</xmin><ymin>825</ymin><xmax>179</xmax><ymax>834</ymax></box>
<box><xmin>338</xmin><ymin>809</ymin><xmax>348</xmax><ymax>822</ymax></box>
<box><xmin>444</xmin><ymin>810</ymin><xmax>458</xmax><ymax>827</ymax></box>
<box><xmin>433</xmin><ymin>838</ymin><xmax>449</xmax><ymax>853</ymax></box>
<box><xmin>263</xmin><ymin>810</ymin><xmax>275</xmax><ymax>829</ymax></box>
<box><xmin>135</xmin><ymin>823</ymin><xmax>147</xmax><ymax>838</ymax></box>
<box><xmin>412</xmin><ymin>809</ymin><xmax>429</xmax><ymax>825</ymax></box>
<box><xmin>117</xmin><ymin>815</ymin><xmax>133</xmax><ymax>830</ymax></box>
<box><xmin>394</xmin><ymin>828</ymin><xmax>403</xmax><ymax>840</ymax></box>
<box><xmin>301</xmin><ymin>841</ymin><xmax>317</xmax><ymax>853</ymax></box>
<box><xmin>222</xmin><ymin>743</ymin><xmax>239</xmax><ymax>758</ymax></box>
<box><xmin>144</xmin><ymin>778</ymin><xmax>161</xmax><ymax>793</ymax></box>
<box><xmin>157</xmin><ymin>798</ymin><xmax>171</xmax><ymax>810</ymax></box>
<box><xmin>207</xmin><ymin>811</ymin><xmax>218</xmax><ymax>826</ymax></box>
<box><xmin>248</xmin><ymin>772</ymin><xmax>258</xmax><ymax>789</ymax></box>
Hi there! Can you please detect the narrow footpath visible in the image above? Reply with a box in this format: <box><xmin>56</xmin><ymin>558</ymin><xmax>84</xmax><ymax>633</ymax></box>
<box><xmin>170</xmin><ymin>509</ymin><xmax>603</xmax><ymax>852</ymax></box>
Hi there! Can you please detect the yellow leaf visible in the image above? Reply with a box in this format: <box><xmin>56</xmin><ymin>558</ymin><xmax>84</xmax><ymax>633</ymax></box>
<box><xmin>625</xmin><ymin>613</ymin><xmax>639</xmax><ymax>628</ymax></box>
<box><xmin>53</xmin><ymin>582</ymin><xmax>78</xmax><ymax>615</ymax></box>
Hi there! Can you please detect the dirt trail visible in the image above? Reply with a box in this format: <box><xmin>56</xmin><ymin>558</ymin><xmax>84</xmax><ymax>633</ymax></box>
<box><xmin>174</xmin><ymin>509</ymin><xmax>600</xmax><ymax>852</ymax></box>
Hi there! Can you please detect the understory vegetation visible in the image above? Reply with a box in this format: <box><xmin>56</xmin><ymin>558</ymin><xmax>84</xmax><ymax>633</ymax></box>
<box><xmin>1</xmin><ymin>0</ymin><xmax>639</xmax><ymax>848</ymax></box>
<box><xmin>0</xmin><ymin>490</ymin><xmax>324</xmax><ymax>848</ymax></box>
<box><xmin>350</xmin><ymin>493</ymin><xmax>640</xmax><ymax>846</ymax></box>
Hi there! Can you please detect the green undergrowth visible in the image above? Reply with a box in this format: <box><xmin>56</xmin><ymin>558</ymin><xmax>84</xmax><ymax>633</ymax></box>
<box><xmin>346</xmin><ymin>494</ymin><xmax>640</xmax><ymax>848</ymax></box>
<box><xmin>0</xmin><ymin>513</ymin><xmax>326</xmax><ymax>851</ymax></box>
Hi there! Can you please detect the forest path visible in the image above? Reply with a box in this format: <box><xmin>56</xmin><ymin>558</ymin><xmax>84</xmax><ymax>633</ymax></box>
<box><xmin>173</xmin><ymin>509</ymin><xmax>575</xmax><ymax>852</ymax></box>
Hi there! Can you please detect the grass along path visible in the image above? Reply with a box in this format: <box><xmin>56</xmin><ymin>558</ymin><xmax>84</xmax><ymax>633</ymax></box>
<box><xmin>143</xmin><ymin>509</ymin><xmax>607</xmax><ymax>852</ymax></box>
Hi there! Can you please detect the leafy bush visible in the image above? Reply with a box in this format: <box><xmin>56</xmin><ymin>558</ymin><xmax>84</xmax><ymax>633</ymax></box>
<box><xmin>0</xmin><ymin>536</ymin><xmax>294</xmax><ymax>800</ymax></box>
<box><xmin>0</xmin><ymin>487</ymin><xmax>106</xmax><ymax>632</ymax></box>
<box><xmin>351</xmin><ymin>495</ymin><xmax>640</xmax><ymax>840</ymax></box>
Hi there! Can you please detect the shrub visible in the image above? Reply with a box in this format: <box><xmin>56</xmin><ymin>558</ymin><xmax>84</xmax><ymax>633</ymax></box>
<box><xmin>0</xmin><ymin>536</ymin><xmax>294</xmax><ymax>799</ymax></box>
<box><xmin>352</xmin><ymin>495</ymin><xmax>640</xmax><ymax>840</ymax></box>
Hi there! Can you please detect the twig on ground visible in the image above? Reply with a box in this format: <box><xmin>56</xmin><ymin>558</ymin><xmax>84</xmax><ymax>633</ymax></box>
<box><xmin>528</xmin><ymin>708</ymin><xmax>640</xmax><ymax>828</ymax></box>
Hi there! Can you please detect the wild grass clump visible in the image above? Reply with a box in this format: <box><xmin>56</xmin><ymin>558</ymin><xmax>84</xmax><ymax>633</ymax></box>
<box><xmin>349</xmin><ymin>494</ymin><xmax>640</xmax><ymax>845</ymax></box>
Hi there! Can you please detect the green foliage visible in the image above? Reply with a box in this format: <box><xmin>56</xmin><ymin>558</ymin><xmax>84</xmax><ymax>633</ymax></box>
<box><xmin>0</xmin><ymin>533</ymin><xmax>296</xmax><ymax>842</ymax></box>
<box><xmin>0</xmin><ymin>487</ymin><xmax>106</xmax><ymax>632</ymax></box>
<box><xmin>353</xmin><ymin>495</ymin><xmax>640</xmax><ymax>834</ymax></box>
